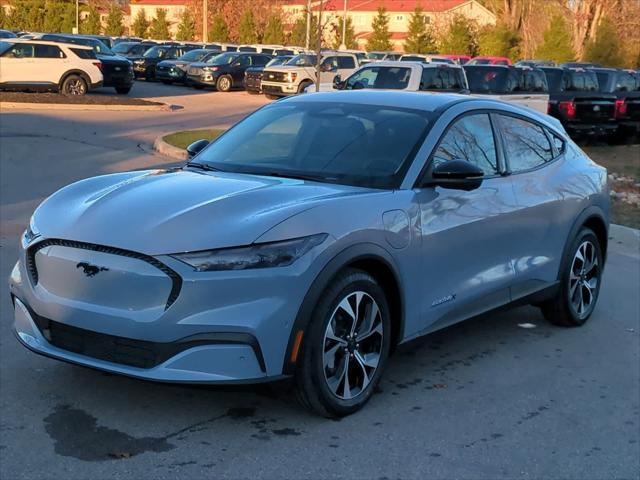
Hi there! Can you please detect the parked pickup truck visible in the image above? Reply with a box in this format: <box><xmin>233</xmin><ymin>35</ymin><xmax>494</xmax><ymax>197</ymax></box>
<box><xmin>541</xmin><ymin>67</ymin><xmax>617</xmax><ymax>138</ymax></box>
<box><xmin>464</xmin><ymin>65</ymin><xmax>549</xmax><ymax>114</ymax></box>
<box><xmin>592</xmin><ymin>68</ymin><xmax>640</xmax><ymax>140</ymax></box>
<box><xmin>261</xmin><ymin>52</ymin><xmax>359</xmax><ymax>98</ymax></box>
<box><xmin>308</xmin><ymin>61</ymin><xmax>469</xmax><ymax>94</ymax></box>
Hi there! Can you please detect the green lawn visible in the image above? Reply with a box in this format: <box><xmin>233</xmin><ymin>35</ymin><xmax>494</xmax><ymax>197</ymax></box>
<box><xmin>163</xmin><ymin>128</ymin><xmax>225</xmax><ymax>150</ymax></box>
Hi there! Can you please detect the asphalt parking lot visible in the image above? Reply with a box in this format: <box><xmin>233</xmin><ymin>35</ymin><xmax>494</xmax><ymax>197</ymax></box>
<box><xmin>1</xmin><ymin>82</ymin><xmax>639</xmax><ymax>480</ymax></box>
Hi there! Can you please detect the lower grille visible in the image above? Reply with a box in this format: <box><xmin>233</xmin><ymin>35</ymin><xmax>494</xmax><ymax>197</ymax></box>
<box><xmin>262</xmin><ymin>85</ymin><xmax>283</xmax><ymax>94</ymax></box>
<box><xmin>29</xmin><ymin>311</ymin><xmax>267</xmax><ymax>371</ymax></box>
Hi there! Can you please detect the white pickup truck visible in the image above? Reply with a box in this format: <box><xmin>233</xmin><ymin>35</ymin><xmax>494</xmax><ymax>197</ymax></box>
<box><xmin>306</xmin><ymin>61</ymin><xmax>469</xmax><ymax>94</ymax></box>
<box><xmin>463</xmin><ymin>65</ymin><xmax>550</xmax><ymax>114</ymax></box>
<box><xmin>261</xmin><ymin>52</ymin><xmax>359</xmax><ymax>98</ymax></box>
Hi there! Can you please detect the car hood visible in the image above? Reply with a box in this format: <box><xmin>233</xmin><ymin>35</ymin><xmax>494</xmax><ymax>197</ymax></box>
<box><xmin>32</xmin><ymin>169</ymin><xmax>367</xmax><ymax>255</ymax></box>
<box><xmin>158</xmin><ymin>59</ymin><xmax>186</xmax><ymax>67</ymax></box>
<box><xmin>97</xmin><ymin>54</ymin><xmax>131</xmax><ymax>65</ymax></box>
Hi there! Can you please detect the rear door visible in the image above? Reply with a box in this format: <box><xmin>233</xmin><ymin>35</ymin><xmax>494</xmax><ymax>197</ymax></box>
<box><xmin>33</xmin><ymin>44</ymin><xmax>67</xmax><ymax>85</ymax></box>
<box><xmin>231</xmin><ymin>54</ymin><xmax>251</xmax><ymax>84</ymax></box>
<box><xmin>493</xmin><ymin>113</ymin><xmax>570</xmax><ymax>298</ymax></box>
<box><xmin>336</xmin><ymin>55</ymin><xmax>357</xmax><ymax>79</ymax></box>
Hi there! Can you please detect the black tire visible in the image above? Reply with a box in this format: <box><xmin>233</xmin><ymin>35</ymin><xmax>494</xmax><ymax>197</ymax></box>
<box><xmin>115</xmin><ymin>86</ymin><xmax>132</xmax><ymax>95</ymax></box>
<box><xmin>297</xmin><ymin>80</ymin><xmax>313</xmax><ymax>94</ymax></box>
<box><xmin>295</xmin><ymin>268</ymin><xmax>391</xmax><ymax>418</ymax></box>
<box><xmin>265</xmin><ymin>93</ymin><xmax>280</xmax><ymax>100</ymax></box>
<box><xmin>216</xmin><ymin>75</ymin><xmax>232</xmax><ymax>92</ymax></box>
<box><xmin>60</xmin><ymin>74</ymin><xmax>87</xmax><ymax>96</ymax></box>
<box><xmin>541</xmin><ymin>227</ymin><xmax>603</xmax><ymax>327</ymax></box>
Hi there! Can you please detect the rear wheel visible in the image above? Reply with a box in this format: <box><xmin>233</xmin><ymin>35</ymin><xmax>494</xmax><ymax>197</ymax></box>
<box><xmin>61</xmin><ymin>75</ymin><xmax>87</xmax><ymax>96</ymax></box>
<box><xmin>541</xmin><ymin>228</ymin><xmax>603</xmax><ymax>326</ymax></box>
<box><xmin>265</xmin><ymin>94</ymin><xmax>280</xmax><ymax>100</ymax></box>
<box><xmin>295</xmin><ymin>269</ymin><xmax>391</xmax><ymax>417</ymax></box>
<box><xmin>115</xmin><ymin>86</ymin><xmax>131</xmax><ymax>95</ymax></box>
<box><xmin>216</xmin><ymin>75</ymin><xmax>232</xmax><ymax>92</ymax></box>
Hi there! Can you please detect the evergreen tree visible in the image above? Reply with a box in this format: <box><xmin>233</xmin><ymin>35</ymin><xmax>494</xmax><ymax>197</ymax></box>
<box><xmin>60</xmin><ymin>3</ymin><xmax>76</xmax><ymax>33</ymax></box>
<box><xmin>209</xmin><ymin>14</ymin><xmax>229</xmax><ymax>42</ymax></box>
<box><xmin>81</xmin><ymin>3</ymin><xmax>101</xmax><ymax>35</ymax></box>
<box><xmin>478</xmin><ymin>22</ymin><xmax>520</xmax><ymax>59</ymax></box>
<box><xmin>332</xmin><ymin>15</ymin><xmax>356</xmax><ymax>50</ymax></box>
<box><xmin>149</xmin><ymin>8</ymin><xmax>171</xmax><ymax>39</ymax></box>
<box><xmin>132</xmin><ymin>10</ymin><xmax>150</xmax><ymax>38</ymax></box>
<box><xmin>404</xmin><ymin>6</ymin><xmax>436</xmax><ymax>54</ymax></box>
<box><xmin>238</xmin><ymin>10</ymin><xmax>257</xmax><ymax>44</ymax></box>
<box><xmin>367</xmin><ymin>7</ymin><xmax>392</xmax><ymax>51</ymax></box>
<box><xmin>0</xmin><ymin>6</ymin><xmax>7</xmax><ymax>28</ymax></box>
<box><xmin>13</xmin><ymin>0</ymin><xmax>45</xmax><ymax>32</ymax></box>
<box><xmin>534</xmin><ymin>14</ymin><xmax>575</xmax><ymax>63</ymax></box>
<box><xmin>263</xmin><ymin>13</ymin><xmax>284</xmax><ymax>45</ymax></box>
<box><xmin>288</xmin><ymin>14</ymin><xmax>317</xmax><ymax>47</ymax></box>
<box><xmin>176</xmin><ymin>8</ymin><xmax>196</xmax><ymax>41</ymax></box>
<box><xmin>43</xmin><ymin>0</ymin><xmax>65</xmax><ymax>33</ymax></box>
<box><xmin>104</xmin><ymin>3</ymin><xmax>124</xmax><ymax>37</ymax></box>
<box><xmin>583</xmin><ymin>17</ymin><xmax>624</xmax><ymax>68</ymax></box>
<box><xmin>439</xmin><ymin>14</ymin><xmax>478</xmax><ymax>56</ymax></box>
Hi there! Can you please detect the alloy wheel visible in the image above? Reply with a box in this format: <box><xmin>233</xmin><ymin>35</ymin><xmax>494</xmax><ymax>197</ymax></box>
<box><xmin>219</xmin><ymin>77</ymin><xmax>231</xmax><ymax>91</ymax></box>
<box><xmin>323</xmin><ymin>291</ymin><xmax>383</xmax><ymax>400</ymax></box>
<box><xmin>67</xmin><ymin>79</ymin><xmax>86</xmax><ymax>95</ymax></box>
<box><xmin>569</xmin><ymin>240</ymin><xmax>600</xmax><ymax>318</ymax></box>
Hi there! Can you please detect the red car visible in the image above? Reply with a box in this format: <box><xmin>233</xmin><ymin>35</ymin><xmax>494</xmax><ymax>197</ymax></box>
<box><xmin>468</xmin><ymin>56</ymin><xmax>512</xmax><ymax>66</ymax></box>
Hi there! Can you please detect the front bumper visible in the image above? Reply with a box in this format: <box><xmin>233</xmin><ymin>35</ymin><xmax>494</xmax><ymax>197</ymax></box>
<box><xmin>156</xmin><ymin>68</ymin><xmax>186</xmax><ymax>82</ymax></box>
<box><xmin>9</xmin><ymin>237</ymin><xmax>326</xmax><ymax>383</ymax></box>
<box><xmin>261</xmin><ymin>82</ymin><xmax>297</xmax><ymax>96</ymax></box>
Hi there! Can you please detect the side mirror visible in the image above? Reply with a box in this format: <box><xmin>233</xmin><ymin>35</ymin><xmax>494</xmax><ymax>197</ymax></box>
<box><xmin>428</xmin><ymin>159</ymin><xmax>484</xmax><ymax>191</ymax></box>
<box><xmin>186</xmin><ymin>139</ymin><xmax>209</xmax><ymax>158</ymax></box>
<box><xmin>332</xmin><ymin>74</ymin><xmax>343</xmax><ymax>89</ymax></box>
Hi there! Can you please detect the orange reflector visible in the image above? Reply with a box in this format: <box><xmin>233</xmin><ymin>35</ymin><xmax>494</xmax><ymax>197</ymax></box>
<box><xmin>290</xmin><ymin>330</ymin><xmax>304</xmax><ymax>363</ymax></box>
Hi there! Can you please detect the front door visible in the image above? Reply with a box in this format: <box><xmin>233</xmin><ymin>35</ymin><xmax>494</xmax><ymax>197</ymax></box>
<box><xmin>415</xmin><ymin>112</ymin><xmax>517</xmax><ymax>333</ymax></box>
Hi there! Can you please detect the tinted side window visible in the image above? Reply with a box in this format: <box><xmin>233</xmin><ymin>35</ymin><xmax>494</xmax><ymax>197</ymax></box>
<box><xmin>70</xmin><ymin>48</ymin><xmax>96</xmax><ymax>60</ymax></box>
<box><xmin>497</xmin><ymin>115</ymin><xmax>553</xmax><ymax>172</ymax></box>
<box><xmin>337</xmin><ymin>56</ymin><xmax>356</xmax><ymax>69</ymax></box>
<box><xmin>616</xmin><ymin>72</ymin><xmax>636</xmax><ymax>92</ymax></box>
<box><xmin>432</xmin><ymin>114</ymin><xmax>499</xmax><ymax>175</ymax></box>
<box><xmin>550</xmin><ymin>131</ymin><xmax>565</xmax><ymax>155</ymax></box>
<box><xmin>3</xmin><ymin>44</ymin><xmax>34</xmax><ymax>58</ymax></box>
<box><xmin>252</xmin><ymin>55</ymin><xmax>270</xmax><ymax>66</ymax></box>
<box><xmin>34</xmin><ymin>44</ymin><xmax>64</xmax><ymax>58</ymax></box>
<box><xmin>420</xmin><ymin>68</ymin><xmax>464</xmax><ymax>90</ymax></box>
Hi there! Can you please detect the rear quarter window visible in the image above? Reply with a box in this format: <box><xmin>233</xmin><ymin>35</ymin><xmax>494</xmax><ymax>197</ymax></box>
<box><xmin>70</xmin><ymin>48</ymin><xmax>96</xmax><ymax>60</ymax></box>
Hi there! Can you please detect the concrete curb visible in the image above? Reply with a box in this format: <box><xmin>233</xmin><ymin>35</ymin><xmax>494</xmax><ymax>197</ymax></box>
<box><xmin>153</xmin><ymin>134</ymin><xmax>189</xmax><ymax>160</ymax></box>
<box><xmin>0</xmin><ymin>101</ymin><xmax>178</xmax><ymax>112</ymax></box>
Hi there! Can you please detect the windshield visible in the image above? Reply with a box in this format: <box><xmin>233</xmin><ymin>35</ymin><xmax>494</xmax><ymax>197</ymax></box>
<box><xmin>288</xmin><ymin>54</ymin><xmax>316</xmax><ymax>66</ymax></box>
<box><xmin>191</xmin><ymin>102</ymin><xmax>432</xmax><ymax>189</ymax></box>
<box><xmin>367</xmin><ymin>52</ymin><xmax>386</xmax><ymax>60</ymax></box>
<box><xmin>464</xmin><ymin>66</ymin><xmax>516</xmax><ymax>93</ymax></box>
<box><xmin>143</xmin><ymin>46</ymin><xmax>172</xmax><ymax>58</ymax></box>
<box><xmin>113</xmin><ymin>42</ymin><xmax>136</xmax><ymax>54</ymax></box>
<box><xmin>345</xmin><ymin>66</ymin><xmax>411</xmax><ymax>90</ymax></box>
<box><xmin>205</xmin><ymin>52</ymin><xmax>237</xmax><ymax>64</ymax></box>
<box><xmin>179</xmin><ymin>49</ymin><xmax>209</xmax><ymax>62</ymax></box>
<box><xmin>266</xmin><ymin>56</ymin><xmax>292</xmax><ymax>67</ymax></box>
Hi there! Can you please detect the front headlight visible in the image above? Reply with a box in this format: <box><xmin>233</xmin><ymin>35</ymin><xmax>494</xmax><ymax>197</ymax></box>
<box><xmin>171</xmin><ymin>234</ymin><xmax>327</xmax><ymax>272</ymax></box>
<box><xmin>22</xmin><ymin>217</ymin><xmax>40</xmax><ymax>247</ymax></box>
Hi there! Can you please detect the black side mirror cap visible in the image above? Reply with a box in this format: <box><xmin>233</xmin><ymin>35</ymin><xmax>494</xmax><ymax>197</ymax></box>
<box><xmin>426</xmin><ymin>159</ymin><xmax>484</xmax><ymax>191</ymax></box>
<box><xmin>186</xmin><ymin>139</ymin><xmax>210</xmax><ymax>158</ymax></box>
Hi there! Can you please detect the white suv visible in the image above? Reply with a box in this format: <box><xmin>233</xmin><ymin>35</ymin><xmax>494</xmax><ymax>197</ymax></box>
<box><xmin>0</xmin><ymin>39</ymin><xmax>103</xmax><ymax>95</ymax></box>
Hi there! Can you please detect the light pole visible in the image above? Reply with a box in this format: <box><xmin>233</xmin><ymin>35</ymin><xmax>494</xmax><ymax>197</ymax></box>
<box><xmin>339</xmin><ymin>0</ymin><xmax>347</xmax><ymax>50</ymax></box>
<box><xmin>74</xmin><ymin>0</ymin><xmax>79</xmax><ymax>34</ymax></box>
<box><xmin>202</xmin><ymin>0</ymin><xmax>208</xmax><ymax>43</ymax></box>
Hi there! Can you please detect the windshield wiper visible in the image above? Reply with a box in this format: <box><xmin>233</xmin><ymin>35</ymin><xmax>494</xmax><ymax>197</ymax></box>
<box><xmin>185</xmin><ymin>162</ymin><xmax>220</xmax><ymax>172</ymax></box>
<box><xmin>254</xmin><ymin>171</ymin><xmax>329</xmax><ymax>182</ymax></box>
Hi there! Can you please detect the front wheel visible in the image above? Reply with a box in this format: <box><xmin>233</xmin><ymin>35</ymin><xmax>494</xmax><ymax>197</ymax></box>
<box><xmin>541</xmin><ymin>227</ymin><xmax>603</xmax><ymax>326</ymax></box>
<box><xmin>115</xmin><ymin>86</ymin><xmax>132</xmax><ymax>95</ymax></box>
<box><xmin>61</xmin><ymin>75</ymin><xmax>87</xmax><ymax>96</ymax></box>
<box><xmin>297</xmin><ymin>80</ymin><xmax>313</xmax><ymax>94</ymax></box>
<box><xmin>216</xmin><ymin>75</ymin><xmax>232</xmax><ymax>92</ymax></box>
<box><xmin>295</xmin><ymin>269</ymin><xmax>391</xmax><ymax>417</ymax></box>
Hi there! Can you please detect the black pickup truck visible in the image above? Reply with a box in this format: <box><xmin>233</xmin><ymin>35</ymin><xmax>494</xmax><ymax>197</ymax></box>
<box><xmin>541</xmin><ymin>67</ymin><xmax>616</xmax><ymax>138</ymax></box>
<box><xmin>592</xmin><ymin>68</ymin><xmax>640</xmax><ymax>141</ymax></box>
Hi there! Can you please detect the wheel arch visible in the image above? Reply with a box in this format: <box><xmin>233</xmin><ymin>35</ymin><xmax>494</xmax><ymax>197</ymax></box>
<box><xmin>282</xmin><ymin>243</ymin><xmax>405</xmax><ymax>375</ymax></box>
<box><xmin>58</xmin><ymin>69</ymin><xmax>91</xmax><ymax>92</ymax></box>
<box><xmin>559</xmin><ymin>206</ymin><xmax>609</xmax><ymax>279</ymax></box>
